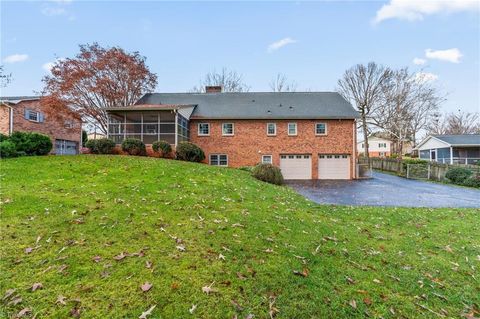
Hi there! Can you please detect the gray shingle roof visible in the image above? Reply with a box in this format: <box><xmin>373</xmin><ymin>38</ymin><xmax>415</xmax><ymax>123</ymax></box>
<box><xmin>434</xmin><ymin>134</ymin><xmax>480</xmax><ymax>146</ymax></box>
<box><xmin>1</xmin><ymin>96</ymin><xmax>40</xmax><ymax>104</ymax></box>
<box><xmin>136</xmin><ymin>92</ymin><xmax>359</xmax><ymax>119</ymax></box>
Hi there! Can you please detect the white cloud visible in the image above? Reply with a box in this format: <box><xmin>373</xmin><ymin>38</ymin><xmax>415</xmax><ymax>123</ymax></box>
<box><xmin>41</xmin><ymin>6</ymin><xmax>67</xmax><ymax>16</ymax></box>
<box><xmin>267</xmin><ymin>37</ymin><xmax>297</xmax><ymax>53</ymax></box>
<box><xmin>425</xmin><ymin>48</ymin><xmax>462</xmax><ymax>63</ymax></box>
<box><xmin>42</xmin><ymin>62</ymin><xmax>55</xmax><ymax>73</ymax></box>
<box><xmin>415</xmin><ymin>72</ymin><xmax>438</xmax><ymax>83</ymax></box>
<box><xmin>413</xmin><ymin>57</ymin><xmax>426</xmax><ymax>65</ymax></box>
<box><xmin>3</xmin><ymin>54</ymin><xmax>29</xmax><ymax>63</ymax></box>
<box><xmin>373</xmin><ymin>0</ymin><xmax>479</xmax><ymax>24</ymax></box>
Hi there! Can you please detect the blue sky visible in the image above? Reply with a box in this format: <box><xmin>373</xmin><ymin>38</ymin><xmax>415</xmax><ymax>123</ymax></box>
<box><xmin>1</xmin><ymin>0</ymin><xmax>479</xmax><ymax>113</ymax></box>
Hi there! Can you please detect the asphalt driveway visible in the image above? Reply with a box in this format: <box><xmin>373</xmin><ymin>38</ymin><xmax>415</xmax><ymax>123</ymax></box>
<box><xmin>287</xmin><ymin>171</ymin><xmax>480</xmax><ymax>208</ymax></box>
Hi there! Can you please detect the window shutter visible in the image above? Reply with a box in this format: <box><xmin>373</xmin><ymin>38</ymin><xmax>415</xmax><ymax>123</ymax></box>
<box><xmin>39</xmin><ymin>113</ymin><xmax>45</xmax><ymax>122</ymax></box>
<box><xmin>24</xmin><ymin>109</ymin><xmax>29</xmax><ymax>119</ymax></box>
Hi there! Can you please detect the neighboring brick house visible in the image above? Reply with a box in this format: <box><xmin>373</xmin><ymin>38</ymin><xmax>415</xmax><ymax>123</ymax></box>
<box><xmin>0</xmin><ymin>96</ymin><xmax>83</xmax><ymax>155</ymax></box>
<box><xmin>105</xmin><ymin>86</ymin><xmax>359</xmax><ymax>179</ymax></box>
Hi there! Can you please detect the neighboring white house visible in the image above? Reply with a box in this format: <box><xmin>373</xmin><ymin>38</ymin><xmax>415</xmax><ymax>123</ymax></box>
<box><xmin>357</xmin><ymin>136</ymin><xmax>391</xmax><ymax>157</ymax></box>
<box><xmin>415</xmin><ymin>134</ymin><xmax>480</xmax><ymax>164</ymax></box>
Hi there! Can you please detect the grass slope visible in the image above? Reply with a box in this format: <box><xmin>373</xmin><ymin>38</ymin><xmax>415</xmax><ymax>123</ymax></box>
<box><xmin>0</xmin><ymin>155</ymin><xmax>479</xmax><ymax>319</ymax></box>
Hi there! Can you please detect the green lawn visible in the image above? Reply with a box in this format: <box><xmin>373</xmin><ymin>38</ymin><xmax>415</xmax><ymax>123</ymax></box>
<box><xmin>1</xmin><ymin>155</ymin><xmax>479</xmax><ymax>319</ymax></box>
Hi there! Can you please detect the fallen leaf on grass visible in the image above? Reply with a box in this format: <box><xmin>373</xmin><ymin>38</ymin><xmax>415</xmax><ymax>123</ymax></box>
<box><xmin>113</xmin><ymin>252</ymin><xmax>127</xmax><ymax>261</ymax></box>
<box><xmin>56</xmin><ymin>295</ymin><xmax>67</xmax><ymax>305</ymax></box>
<box><xmin>8</xmin><ymin>297</ymin><xmax>22</xmax><ymax>306</ymax></box>
<box><xmin>202</xmin><ymin>282</ymin><xmax>217</xmax><ymax>295</ymax></box>
<box><xmin>236</xmin><ymin>272</ymin><xmax>247</xmax><ymax>280</ymax></box>
<box><xmin>141</xmin><ymin>282</ymin><xmax>152</xmax><ymax>292</ymax></box>
<box><xmin>349</xmin><ymin>299</ymin><xmax>357</xmax><ymax>309</ymax></box>
<box><xmin>16</xmin><ymin>308</ymin><xmax>31</xmax><ymax>318</ymax></box>
<box><xmin>176</xmin><ymin>245</ymin><xmax>186</xmax><ymax>252</ymax></box>
<box><xmin>3</xmin><ymin>288</ymin><xmax>16</xmax><ymax>300</ymax></box>
<box><xmin>25</xmin><ymin>247</ymin><xmax>33</xmax><ymax>254</ymax></box>
<box><xmin>189</xmin><ymin>304</ymin><xmax>197</xmax><ymax>314</ymax></box>
<box><xmin>146</xmin><ymin>261</ymin><xmax>153</xmax><ymax>269</ymax></box>
<box><xmin>445</xmin><ymin>245</ymin><xmax>453</xmax><ymax>253</ymax></box>
<box><xmin>293</xmin><ymin>269</ymin><xmax>309</xmax><ymax>277</ymax></box>
<box><xmin>139</xmin><ymin>305</ymin><xmax>156</xmax><ymax>319</ymax></box>
<box><xmin>92</xmin><ymin>256</ymin><xmax>102</xmax><ymax>263</ymax></box>
<box><xmin>373</xmin><ymin>279</ymin><xmax>382</xmax><ymax>284</ymax></box>
<box><xmin>31</xmin><ymin>283</ymin><xmax>43</xmax><ymax>292</ymax></box>
<box><xmin>218</xmin><ymin>254</ymin><xmax>226</xmax><ymax>260</ymax></box>
<box><xmin>346</xmin><ymin>277</ymin><xmax>355</xmax><ymax>285</ymax></box>
<box><xmin>231</xmin><ymin>299</ymin><xmax>244</xmax><ymax>312</ymax></box>
<box><xmin>363</xmin><ymin>297</ymin><xmax>372</xmax><ymax>306</ymax></box>
<box><xmin>70</xmin><ymin>306</ymin><xmax>81</xmax><ymax>318</ymax></box>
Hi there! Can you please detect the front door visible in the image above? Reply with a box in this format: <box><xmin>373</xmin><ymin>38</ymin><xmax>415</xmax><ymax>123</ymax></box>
<box><xmin>430</xmin><ymin>149</ymin><xmax>436</xmax><ymax>161</ymax></box>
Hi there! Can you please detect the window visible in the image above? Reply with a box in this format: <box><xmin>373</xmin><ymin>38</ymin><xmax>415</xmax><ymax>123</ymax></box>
<box><xmin>64</xmin><ymin>121</ymin><xmax>74</xmax><ymax>128</ymax></box>
<box><xmin>198</xmin><ymin>123</ymin><xmax>210</xmax><ymax>136</ymax></box>
<box><xmin>222</xmin><ymin>123</ymin><xmax>234</xmax><ymax>136</ymax></box>
<box><xmin>267</xmin><ymin>123</ymin><xmax>276</xmax><ymax>136</ymax></box>
<box><xmin>379</xmin><ymin>152</ymin><xmax>386</xmax><ymax>157</ymax></box>
<box><xmin>288</xmin><ymin>123</ymin><xmax>297</xmax><ymax>136</ymax></box>
<box><xmin>25</xmin><ymin>110</ymin><xmax>41</xmax><ymax>122</ymax></box>
<box><xmin>379</xmin><ymin>143</ymin><xmax>387</xmax><ymax>148</ymax></box>
<box><xmin>210</xmin><ymin>154</ymin><xmax>228</xmax><ymax>166</ymax></box>
<box><xmin>262</xmin><ymin>155</ymin><xmax>272</xmax><ymax>164</ymax></box>
<box><xmin>315</xmin><ymin>123</ymin><xmax>327</xmax><ymax>135</ymax></box>
<box><xmin>361</xmin><ymin>143</ymin><xmax>364</xmax><ymax>148</ymax></box>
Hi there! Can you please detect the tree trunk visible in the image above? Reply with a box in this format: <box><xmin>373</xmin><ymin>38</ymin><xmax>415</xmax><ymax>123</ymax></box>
<box><xmin>361</xmin><ymin>113</ymin><xmax>370</xmax><ymax>165</ymax></box>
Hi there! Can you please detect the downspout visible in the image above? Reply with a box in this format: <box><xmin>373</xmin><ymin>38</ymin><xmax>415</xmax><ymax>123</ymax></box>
<box><xmin>450</xmin><ymin>146</ymin><xmax>453</xmax><ymax>165</ymax></box>
<box><xmin>352</xmin><ymin>120</ymin><xmax>356</xmax><ymax>179</ymax></box>
<box><xmin>8</xmin><ymin>105</ymin><xmax>13</xmax><ymax>135</ymax></box>
<box><xmin>174</xmin><ymin>110</ymin><xmax>178</xmax><ymax>148</ymax></box>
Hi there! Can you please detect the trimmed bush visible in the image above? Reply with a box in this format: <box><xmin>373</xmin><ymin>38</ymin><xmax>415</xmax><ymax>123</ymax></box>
<box><xmin>175</xmin><ymin>142</ymin><xmax>205</xmax><ymax>162</ymax></box>
<box><xmin>0</xmin><ymin>133</ymin><xmax>9</xmax><ymax>143</ymax></box>
<box><xmin>252</xmin><ymin>163</ymin><xmax>284</xmax><ymax>185</ymax></box>
<box><xmin>0</xmin><ymin>140</ymin><xmax>17</xmax><ymax>158</ymax></box>
<box><xmin>121</xmin><ymin>138</ymin><xmax>146</xmax><ymax>156</ymax></box>
<box><xmin>82</xmin><ymin>130</ymin><xmax>88</xmax><ymax>147</ymax></box>
<box><xmin>463</xmin><ymin>176</ymin><xmax>480</xmax><ymax>188</ymax></box>
<box><xmin>9</xmin><ymin>131</ymin><xmax>52</xmax><ymax>155</ymax></box>
<box><xmin>85</xmin><ymin>138</ymin><xmax>116</xmax><ymax>154</ymax></box>
<box><xmin>445</xmin><ymin>167</ymin><xmax>473</xmax><ymax>185</ymax></box>
<box><xmin>152</xmin><ymin>140</ymin><xmax>172</xmax><ymax>157</ymax></box>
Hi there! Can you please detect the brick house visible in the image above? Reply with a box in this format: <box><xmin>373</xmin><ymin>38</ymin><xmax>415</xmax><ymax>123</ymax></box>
<box><xmin>0</xmin><ymin>96</ymin><xmax>83</xmax><ymax>155</ymax></box>
<box><xmin>106</xmin><ymin>86</ymin><xmax>359</xmax><ymax>179</ymax></box>
<box><xmin>357</xmin><ymin>136</ymin><xmax>392</xmax><ymax>158</ymax></box>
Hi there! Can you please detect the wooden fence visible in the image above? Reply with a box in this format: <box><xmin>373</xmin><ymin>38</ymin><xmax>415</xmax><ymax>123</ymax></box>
<box><xmin>358</xmin><ymin>158</ymin><xmax>480</xmax><ymax>182</ymax></box>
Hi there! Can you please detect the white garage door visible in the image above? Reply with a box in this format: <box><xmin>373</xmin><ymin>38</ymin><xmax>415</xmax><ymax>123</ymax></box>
<box><xmin>280</xmin><ymin>154</ymin><xmax>312</xmax><ymax>180</ymax></box>
<box><xmin>318</xmin><ymin>154</ymin><xmax>350</xmax><ymax>179</ymax></box>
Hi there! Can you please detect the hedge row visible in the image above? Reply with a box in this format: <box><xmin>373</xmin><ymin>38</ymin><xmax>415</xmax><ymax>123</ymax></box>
<box><xmin>0</xmin><ymin>132</ymin><xmax>52</xmax><ymax>158</ymax></box>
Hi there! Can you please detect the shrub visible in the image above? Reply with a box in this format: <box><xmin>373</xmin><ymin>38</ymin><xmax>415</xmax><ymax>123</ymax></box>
<box><xmin>9</xmin><ymin>131</ymin><xmax>52</xmax><ymax>155</ymax></box>
<box><xmin>152</xmin><ymin>140</ymin><xmax>172</xmax><ymax>157</ymax></box>
<box><xmin>463</xmin><ymin>176</ymin><xmax>480</xmax><ymax>188</ymax></box>
<box><xmin>0</xmin><ymin>133</ymin><xmax>9</xmax><ymax>142</ymax></box>
<box><xmin>238</xmin><ymin>166</ymin><xmax>254</xmax><ymax>172</ymax></box>
<box><xmin>121</xmin><ymin>138</ymin><xmax>146</xmax><ymax>156</ymax></box>
<box><xmin>0</xmin><ymin>140</ymin><xmax>17</xmax><ymax>158</ymax></box>
<box><xmin>86</xmin><ymin>138</ymin><xmax>116</xmax><ymax>154</ymax></box>
<box><xmin>445</xmin><ymin>167</ymin><xmax>473</xmax><ymax>184</ymax></box>
<box><xmin>252</xmin><ymin>163</ymin><xmax>284</xmax><ymax>185</ymax></box>
<box><xmin>401</xmin><ymin>158</ymin><xmax>428</xmax><ymax>171</ymax></box>
<box><xmin>175</xmin><ymin>142</ymin><xmax>205</xmax><ymax>162</ymax></box>
<box><xmin>82</xmin><ymin>130</ymin><xmax>88</xmax><ymax>147</ymax></box>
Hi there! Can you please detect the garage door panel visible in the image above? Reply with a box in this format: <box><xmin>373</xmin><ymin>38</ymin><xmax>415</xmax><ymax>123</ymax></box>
<box><xmin>318</xmin><ymin>154</ymin><xmax>350</xmax><ymax>179</ymax></box>
<box><xmin>280</xmin><ymin>155</ymin><xmax>312</xmax><ymax>180</ymax></box>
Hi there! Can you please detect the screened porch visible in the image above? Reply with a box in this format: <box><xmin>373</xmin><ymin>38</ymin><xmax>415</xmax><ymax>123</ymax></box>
<box><xmin>107</xmin><ymin>110</ymin><xmax>189</xmax><ymax>145</ymax></box>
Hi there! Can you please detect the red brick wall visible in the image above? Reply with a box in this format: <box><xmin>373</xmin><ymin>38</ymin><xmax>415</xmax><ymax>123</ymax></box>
<box><xmin>5</xmin><ymin>100</ymin><xmax>82</xmax><ymax>153</ymax></box>
<box><xmin>189</xmin><ymin>119</ymin><xmax>356</xmax><ymax>179</ymax></box>
<box><xmin>368</xmin><ymin>151</ymin><xmax>391</xmax><ymax>157</ymax></box>
<box><xmin>0</xmin><ymin>105</ymin><xmax>11</xmax><ymax>135</ymax></box>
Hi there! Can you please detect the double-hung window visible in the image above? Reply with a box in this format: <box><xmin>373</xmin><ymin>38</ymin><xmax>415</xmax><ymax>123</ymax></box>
<box><xmin>262</xmin><ymin>155</ymin><xmax>272</xmax><ymax>164</ymax></box>
<box><xmin>198</xmin><ymin>123</ymin><xmax>210</xmax><ymax>136</ymax></box>
<box><xmin>267</xmin><ymin>123</ymin><xmax>276</xmax><ymax>136</ymax></box>
<box><xmin>210</xmin><ymin>154</ymin><xmax>228</xmax><ymax>166</ymax></box>
<box><xmin>25</xmin><ymin>109</ymin><xmax>41</xmax><ymax>122</ymax></box>
<box><xmin>315</xmin><ymin>123</ymin><xmax>327</xmax><ymax>135</ymax></box>
<box><xmin>288</xmin><ymin>123</ymin><xmax>297</xmax><ymax>136</ymax></box>
<box><xmin>222</xmin><ymin>123</ymin><xmax>234</xmax><ymax>136</ymax></box>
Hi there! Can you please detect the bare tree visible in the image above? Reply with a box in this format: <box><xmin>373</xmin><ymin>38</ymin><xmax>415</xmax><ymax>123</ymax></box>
<box><xmin>191</xmin><ymin>68</ymin><xmax>249</xmax><ymax>92</ymax></box>
<box><xmin>0</xmin><ymin>65</ymin><xmax>12</xmax><ymax>88</ymax></box>
<box><xmin>269</xmin><ymin>73</ymin><xmax>297</xmax><ymax>92</ymax></box>
<box><xmin>337</xmin><ymin>62</ymin><xmax>392</xmax><ymax>163</ymax></box>
<box><xmin>428</xmin><ymin>111</ymin><xmax>480</xmax><ymax>135</ymax></box>
<box><xmin>370</xmin><ymin>68</ymin><xmax>443</xmax><ymax>158</ymax></box>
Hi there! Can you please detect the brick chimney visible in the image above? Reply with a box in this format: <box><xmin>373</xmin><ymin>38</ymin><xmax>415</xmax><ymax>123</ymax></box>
<box><xmin>205</xmin><ymin>86</ymin><xmax>222</xmax><ymax>93</ymax></box>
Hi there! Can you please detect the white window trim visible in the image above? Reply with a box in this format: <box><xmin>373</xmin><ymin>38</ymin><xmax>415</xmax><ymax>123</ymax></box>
<box><xmin>315</xmin><ymin>122</ymin><xmax>327</xmax><ymax>136</ymax></box>
<box><xmin>198</xmin><ymin>123</ymin><xmax>210</xmax><ymax>136</ymax></box>
<box><xmin>266</xmin><ymin>123</ymin><xmax>276</xmax><ymax>136</ymax></box>
<box><xmin>262</xmin><ymin>155</ymin><xmax>272</xmax><ymax>164</ymax></box>
<box><xmin>209</xmin><ymin>154</ymin><xmax>228</xmax><ymax>167</ymax></box>
<box><xmin>288</xmin><ymin>122</ymin><xmax>297</xmax><ymax>136</ymax></box>
<box><xmin>222</xmin><ymin>123</ymin><xmax>234</xmax><ymax>136</ymax></box>
<box><xmin>27</xmin><ymin>110</ymin><xmax>40</xmax><ymax>122</ymax></box>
